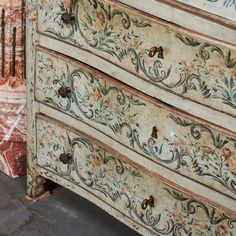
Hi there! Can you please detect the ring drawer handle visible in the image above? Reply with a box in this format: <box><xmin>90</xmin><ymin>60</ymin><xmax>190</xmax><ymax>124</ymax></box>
<box><xmin>149</xmin><ymin>46</ymin><xmax>164</xmax><ymax>59</ymax></box>
<box><xmin>61</xmin><ymin>12</ymin><xmax>75</xmax><ymax>25</ymax></box>
<box><xmin>59</xmin><ymin>153</ymin><xmax>73</xmax><ymax>164</ymax></box>
<box><xmin>141</xmin><ymin>196</ymin><xmax>155</xmax><ymax>210</ymax></box>
<box><xmin>58</xmin><ymin>86</ymin><xmax>71</xmax><ymax>98</ymax></box>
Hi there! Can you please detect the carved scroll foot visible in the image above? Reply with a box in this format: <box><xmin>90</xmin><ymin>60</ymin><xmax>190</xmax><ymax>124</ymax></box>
<box><xmin>26</xmin><ymin>168</ymin><xmax>51</xmax><ymax>202</ymax></box>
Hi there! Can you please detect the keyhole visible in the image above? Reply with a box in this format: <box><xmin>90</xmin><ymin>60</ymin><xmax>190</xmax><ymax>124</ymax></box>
<box><xmin>151</xmin><ymin>127</ymin><xmax>158</xmax><ymax>139</ymax></box>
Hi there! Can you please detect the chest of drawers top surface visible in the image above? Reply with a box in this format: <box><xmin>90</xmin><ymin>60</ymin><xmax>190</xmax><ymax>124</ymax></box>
<box><xmin>175</xmin><ymin>0</ymin><xmax>236</xmax><ymax>22</ymax></box>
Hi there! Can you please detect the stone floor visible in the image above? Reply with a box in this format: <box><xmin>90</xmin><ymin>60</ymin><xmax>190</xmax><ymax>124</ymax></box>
<box><xmin>0</xmin><ymin>172</ymin><xmax>139</xmax><ymax>236</ymax></box>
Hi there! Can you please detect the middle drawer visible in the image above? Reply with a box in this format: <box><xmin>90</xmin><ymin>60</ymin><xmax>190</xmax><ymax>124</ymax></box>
<box><xmin>35</xmin><ymin>47</ymin><xmax>236</xmax><ymax>200</ymax></box>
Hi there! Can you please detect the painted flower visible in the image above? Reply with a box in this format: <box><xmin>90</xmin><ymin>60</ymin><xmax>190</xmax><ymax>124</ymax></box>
<box><xmin>208</xmin><ymin>64</ymin><xmax>225</xmax><ymax>77</ymax></box>
<box><xmin>96</xmin><ymin>12</ymin><xmax>105</xmax><ymax>26</ymax></box>
<box><xmin>172</xmin><ymin>139</ymin><xmax>187</xmax><ymax>148</ymax></box>
<box><xmin>90</xmin><ymin>154</ymin><xmax>103</xmax><ymax>171</ymax></box>
<box><xmin>129</xmin><ymin>38</ymin><xmax>140</xmax><ymax>49</ymax></box>
<box><xmin>180</xmin><ymin>60</ymin><xmax>197</xmax><ymax>76</ymax></box>
<box><xmin>41</xmin><ymin>136</ymin><xmax>49</xmax><ymax>146</ymax></box>
<box><xmin>200</xmin><ymin>145</ymin><xmax>213</xmax><ymax>155</ymax></box>
<box><xmin>93</xmin><ymin>12</ymin><xmax>106</xmax><ymax>30</ymax></box>
<box><xmin>215</xmin><ymin>223</ymin><xmax>228</xmax><ymax>236</ymax></box>
<box><xmin>192</xmin><ymin>218</ymin><xmax>210</xmax><ymax>233</ymax></box>
<box><xmin>91</xmin><ymin>87</ymin><xmax>102</xmax><ymax>102</ymax></box>
<box><xmin>45</xmin><ymin>57</ymin><xmax>54</xmax><ymax>69</ymax></box>
<box><xmin>63</xmin><ymin>0</ymin><xmax>71</xmax><ymax>9</ymax></box>
<box><xmin>38</xmin><ymin>68</ymin><xmax>47</xmax><ymax>79</ymax></box>
<box><xmin>222</xmin><ymin>147</ymin><xmax>233</xmax><ymax>159</ymax></box>
<box><xmin>47</xmin><ymin>125</ymin><xmax>55</xmax><ymax>136</ymax></box>
<box><xmin>124</xmin><ymin>114</ymin><xmax>136</xmax><ymax>125</ymax></box>
<box><xmin>106</xmin><ymin>168</ymin><xmax>117</xmax><ymax>181</ymax></box>
<box><xmin>172</xmin><ymin>207</ymin><xmax>188</xmax><ymax>226</ymax></box>
<box><xmin>228</xmin><ymin>159</ymin><xmax>236</xmax><ymax>173</ymax></box>
<box><xmin>231</xmin><ymin>68</ymin><xmax>236</xmax><ymax>78</ymax></box>
<box><xmin>59</xmin><ymin>135</ymin><xmax>66</xmax><ymax>143</ymax></box>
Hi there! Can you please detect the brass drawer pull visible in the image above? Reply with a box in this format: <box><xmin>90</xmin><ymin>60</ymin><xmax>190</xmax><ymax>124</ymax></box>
<box><xmin>61</xmin><ymin>12</ymin><xmax>75</xmax><ymax>25</ymax></box>
<box><xmin>141</xmin><ymin>195</ymin><xmax>155</xmax><ymax>210</ymax></box>
<box><xmin>58</xmin><ymin>86</ymin><xmax>71</xmax><ymax>98</ymax></box>
<box><xmin>149</xmin><ymin>46</ymin><xmax>164</xmax><ymax>59</ymax></box>
<box><xmin>59</xmin><ymin>153</ymin><xmax>73</xmax><ymax>164</ymax></box>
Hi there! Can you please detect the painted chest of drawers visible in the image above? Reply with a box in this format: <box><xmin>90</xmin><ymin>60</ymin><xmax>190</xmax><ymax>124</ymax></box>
<box><xmin>26</xmin><ymin>0</ymin><xmax>236</xmax><ymax>235</ymax></box>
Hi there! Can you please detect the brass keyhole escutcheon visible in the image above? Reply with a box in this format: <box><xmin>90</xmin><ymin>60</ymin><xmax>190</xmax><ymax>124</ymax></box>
<box><xmin>149</xmin><ymin>46</ymin><xmax>164</xmax><ymax>59</ymax></box>
<box><xmin>141</xmin><ymin>196</ymin><xmax>155</xmax><ymax>210</ymax></box>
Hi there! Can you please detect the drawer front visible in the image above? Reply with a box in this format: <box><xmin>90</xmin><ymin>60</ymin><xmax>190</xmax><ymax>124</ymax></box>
<box><xmin>36</xmin><ymin>115</ymin><xmax>236</xmax><ymax>236</ymax></box>
<box><xmin>37</xmin><ymin>0</ymin><xmax>236</xmax><ymax>117</ymax></box>
<box><xmin>35</xmin><ymin>48</ymin><xmax>236</xmax><ymax>200</ymax></box>
<box><xmin>175</xmin><ymin>0</ymin><xmax>236</xmax><ymax>22</ymax></box>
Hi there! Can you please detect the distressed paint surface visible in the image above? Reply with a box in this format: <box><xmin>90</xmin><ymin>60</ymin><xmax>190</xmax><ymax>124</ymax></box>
<box><xmin>26</xmin><ymin>0</ymin><xmax>38</xmax><ymax>166</ymax></box>
<box><xmin>37</xmin><ymin>0</ymin><xmax>236</xmax><ymax>117</ymax></box>
<box><xmin>35</xmin><ymin>48</ymin><xmax>236</xmax><ymax>200</ymax></box>
<box><xmin>176</xmin><ymin>0</ymin><xmax>236</xmax><ymax>22</ymax></box>
<box><xmin>28</xmin><ymin>0</ymin><xmax>236</xmax><ymax>234</ymax></box>
<box><xmin>36</xmin><ymin>116</ymin><xmax>236</xmax><ymax>236</ymax></box>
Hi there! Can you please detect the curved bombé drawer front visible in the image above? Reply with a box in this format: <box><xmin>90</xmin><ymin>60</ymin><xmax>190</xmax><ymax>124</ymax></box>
<box><xmin>35</xmin><ymin>48</ymin><xmax>236</xmax><ymax>200</ymax></box>
<box><xmin>36</xmin><ymin>115</ymin><xmax>236</xmax><ymax>236</ymax></box>
<box><xmin>37</xmin><ymin>0</ymin><xmax>236</xmax><ymax>117</ymax></box>
<box><xmin>175</xmin><ymin>0</ymin><xmax>236</xmax><ymax>23</ymax></box>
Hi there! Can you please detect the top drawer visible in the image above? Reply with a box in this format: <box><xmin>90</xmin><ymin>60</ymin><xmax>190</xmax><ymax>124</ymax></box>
<box><xmin>37</xmin><ymin>0</ymin><xmax>236</xmax><ymax>117</ymax></box>
<box><xmin>175</xmin><ymin>0</ymin><xmax>236</xmax><ymax>23</ymax></box>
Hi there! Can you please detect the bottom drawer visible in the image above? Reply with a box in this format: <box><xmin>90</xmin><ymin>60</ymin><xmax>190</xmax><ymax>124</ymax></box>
<box><xmin>36</xmin><ymin>115</ymin><xmax>236</xmax><ymax>236</ymax></box>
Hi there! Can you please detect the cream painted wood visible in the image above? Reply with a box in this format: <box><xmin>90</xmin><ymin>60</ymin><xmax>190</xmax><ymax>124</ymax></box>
<box><xmin>34</xmin><ymin>165</ymin><xmax>158</xmax><ymax>236</ymax></box>
<box><xmin>26</xmin><ymin>0</ymin><xmax>236</xmax><ymax>235</ymax></box>
<box><xmin>175</xmin><ymin>0</ymin><xmax>236</xmax><ymax>22</ymax></box>
<box><xmin>39</xmin><ymin>35</ymin><xmax>236</xmax><ymax>133</ymax></box>
<box><xmin>35</xmin><ymin>47</ymin><xmax>236</xmax><ymax>200</ymax></box>
<box><xmin>36</xmin><ymin>114</ymin><xmax>236</xmax><ymax>236</ymax></box>
<box><xmin>37</xmin><ymin>0</ymin><xmax>236</xmax><ymax>118</ymax></box>
<box><xmin>38</xmin><ymin>102</ymin><xmax>236</xmax><ymax>213</ymax></box>
<box><xmin>117</xmin><ymin>0</ymin><xmax>236</xmax><ymax>45</ymax></box>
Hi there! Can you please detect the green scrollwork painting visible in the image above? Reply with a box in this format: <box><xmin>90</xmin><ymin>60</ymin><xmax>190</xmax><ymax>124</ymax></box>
<box><xmin>38</xmin><ymin>0</ymin><xmax>236</xmax><ymax>116</ymax></box>
<box><xmin>36</xmin><ymin>49</ymin><xmax>236</xmax><ymax>198</ymax></box>
<box><xmin>37</xmin><ymin>118</ymin><xmax>236</xmax><ymax>236</ymax></box>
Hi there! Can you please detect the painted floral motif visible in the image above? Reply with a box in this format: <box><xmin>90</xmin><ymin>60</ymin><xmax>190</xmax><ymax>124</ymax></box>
<box><xmin>176</xmin><ymin>34</ymin><xmax>236</xmax><ymax>110</ymax></box>
<box><xmin>36</xmin><ymin>49</ymin><xmax>236</xmax><ymax>199</ymax></box>
<box><xmin>25</xmin><ymin>0</ymin><xmax>38</xmax><ymax>165</ymax></box>
<box><xmin>37</xmin><ymin>0</ymin><xmax>236</xmax><ymax>116</ymax></box>
<box><xmin>37</xmin><ymin>117</ymin><xmax>236</xmax><ymax>236</ymax></box>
